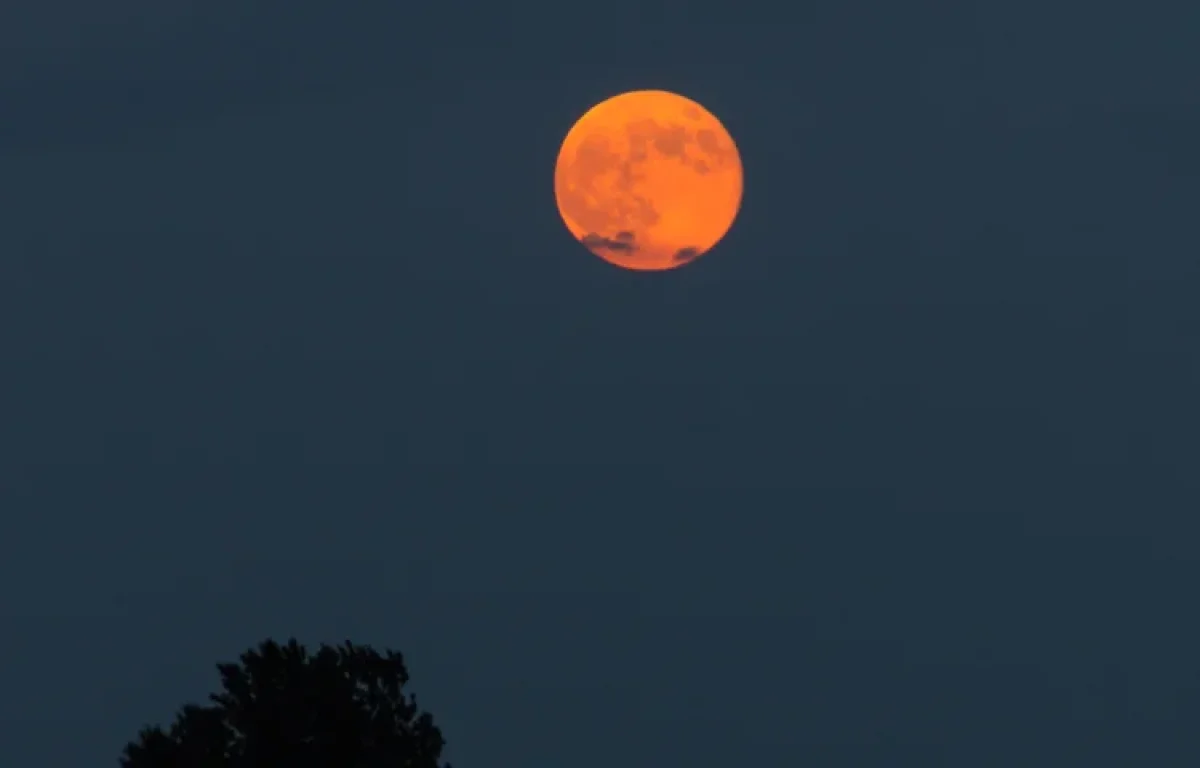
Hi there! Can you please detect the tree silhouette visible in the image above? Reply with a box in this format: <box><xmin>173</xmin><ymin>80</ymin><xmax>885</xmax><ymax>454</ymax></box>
<box><xmin>120</xmin><ymin>638</ymin><xmax>450</xmax><ymax>768</ymax></box>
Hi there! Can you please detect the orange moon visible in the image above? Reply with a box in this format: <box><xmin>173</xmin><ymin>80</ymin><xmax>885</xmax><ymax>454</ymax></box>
<box><xmin>554</xmin><ymin>90</ymin><xmax>743</xmax><ymax>271</ymax></box>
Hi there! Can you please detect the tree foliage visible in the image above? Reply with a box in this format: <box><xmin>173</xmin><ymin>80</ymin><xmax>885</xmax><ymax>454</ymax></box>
<box><xmin>120</xmin><ymin>638</ymin><xmax>450</xmax><ymax>768</ymax></box>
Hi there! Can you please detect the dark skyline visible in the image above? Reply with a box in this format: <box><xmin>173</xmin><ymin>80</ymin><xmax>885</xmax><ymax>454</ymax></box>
<box><xmin>2</xmin><ymin>2</ymin><xmax>1198</xmax><ymax>765</ymax></box>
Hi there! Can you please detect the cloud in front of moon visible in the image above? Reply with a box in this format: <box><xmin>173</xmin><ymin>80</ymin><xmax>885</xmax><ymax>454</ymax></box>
<box><xmin>554</xmin><ymin>90</ymin><xmax>744</xmax><ymax>272</ymax></box>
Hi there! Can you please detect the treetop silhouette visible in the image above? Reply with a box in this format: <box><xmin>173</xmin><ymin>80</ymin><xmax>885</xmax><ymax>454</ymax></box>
<box><xmin>120</xmin><ymin>637</ymin><xmax>450</xmax><ymax>768</ymax></box>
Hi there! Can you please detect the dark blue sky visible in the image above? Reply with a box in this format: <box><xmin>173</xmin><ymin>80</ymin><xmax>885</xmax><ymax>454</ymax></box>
<box><xmin>2</xmin><ymin>1</ymin><xmax>1198</xmax><ymax>765</ymax></box>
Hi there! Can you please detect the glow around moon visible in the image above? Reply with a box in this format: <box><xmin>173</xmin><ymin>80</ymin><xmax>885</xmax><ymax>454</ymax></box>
<box><xmin>554</xmin><ymin>90</ymin><xmax>743</xmax><ymax>271</ymax></box>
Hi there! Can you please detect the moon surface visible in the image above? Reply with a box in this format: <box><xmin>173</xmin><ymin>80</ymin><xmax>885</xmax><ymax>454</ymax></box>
<box><xmin>554</xmin><ymin>90</ymin><xmax>743</xmax><ymax>271</ymax></box>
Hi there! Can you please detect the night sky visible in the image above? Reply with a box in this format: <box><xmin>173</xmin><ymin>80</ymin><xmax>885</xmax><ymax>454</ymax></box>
<box><xmin>3</xmin><ymin>2</ymin><xmax>1199</xmax><ymax>765</ymax></box>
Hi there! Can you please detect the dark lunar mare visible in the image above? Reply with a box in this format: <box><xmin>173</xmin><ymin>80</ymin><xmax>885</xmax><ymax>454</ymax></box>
<box><xmin>582</xmin><ymin>232</ymin><xmax>639</xmax><ymax>253</ymax></box>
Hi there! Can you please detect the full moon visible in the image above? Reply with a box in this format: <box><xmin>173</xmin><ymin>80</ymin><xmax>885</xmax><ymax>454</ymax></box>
<box><xmin>554</xmin><ymin>90</ymin><xmax>743</xmax><ymax>271</ymax></box>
